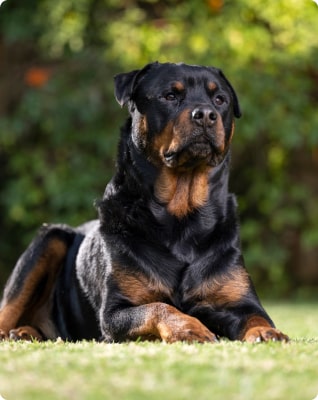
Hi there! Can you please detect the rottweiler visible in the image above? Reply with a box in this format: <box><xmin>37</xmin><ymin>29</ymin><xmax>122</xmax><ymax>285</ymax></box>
<box><xmin>0</xmin><ymin>62</ymin><xmax>289</xmax><ymax>343</ymax></box>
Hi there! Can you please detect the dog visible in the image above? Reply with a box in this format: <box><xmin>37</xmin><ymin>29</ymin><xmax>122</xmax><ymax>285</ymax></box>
<box><xmin>0</xmin><ymin>62</ymin><xmax>288</xmax><ymax>343</ymax></box>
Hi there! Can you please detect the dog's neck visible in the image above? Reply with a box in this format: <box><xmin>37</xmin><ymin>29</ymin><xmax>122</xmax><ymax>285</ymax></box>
<box><xmin>111</xmin><ymin>126</ymin><xmax>231</xmax><ymax>220</ymax></box>
<box><xmin>154</xmin><ymin>155</ymin><xmax>231</xmax><ymax>219</ymax></box>
<box><xmin>154</xmin><ymin>166</ymin><xmax>211</xmax><ymax>219</ymax></box>
<box><xmin>131</xmin><ymin>142</ymin><xmax>230</xmax><ymax>217</ymax></box>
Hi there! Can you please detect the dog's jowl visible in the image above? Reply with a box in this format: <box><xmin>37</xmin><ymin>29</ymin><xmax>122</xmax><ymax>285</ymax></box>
<box><xmin>0</xmin><ymin>62</ymin><xmax>289</xmax><ymax>343</ymax></box>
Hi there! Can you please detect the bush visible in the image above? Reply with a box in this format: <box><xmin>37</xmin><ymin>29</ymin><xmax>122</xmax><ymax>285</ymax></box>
<box><xmin>0</xmin><ymin>0</ymin><xmax>317</xmax><ymax>294</ymax></box>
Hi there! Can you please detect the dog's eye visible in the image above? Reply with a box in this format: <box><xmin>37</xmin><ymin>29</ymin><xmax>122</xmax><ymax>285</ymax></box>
<box><xmin>214</xmin><ymin>95</ymin><xmax>225</xmax><ymax>106</ymax></box>
<box><xmin>165</xmin><ymin>92</ymin><xmax>177</xmax><ymax>101</ymax></box>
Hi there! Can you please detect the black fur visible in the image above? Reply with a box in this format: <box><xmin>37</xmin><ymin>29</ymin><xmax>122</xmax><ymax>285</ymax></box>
<box><xmin>0</xmin><ymin>62</ymin><xmax>288</xmax><ymax>343</ymax></box>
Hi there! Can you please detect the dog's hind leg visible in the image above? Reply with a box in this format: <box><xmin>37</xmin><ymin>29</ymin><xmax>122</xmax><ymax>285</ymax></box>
<box><xmin>0</xmin><ymin>224</ymin><xmax>75</xmax><ymax>341</ymax></box>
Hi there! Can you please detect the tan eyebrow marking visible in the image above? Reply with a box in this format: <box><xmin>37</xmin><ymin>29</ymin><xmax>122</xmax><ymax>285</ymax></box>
<box><xmin>207</xmin><ymin>81</ymin><xmax>217</xmax><ymax>91</ymax></box>
<box><xmin>172</xmin><ymin>81</ymin><xmax>185</xmax><ymax>91</ymax></box>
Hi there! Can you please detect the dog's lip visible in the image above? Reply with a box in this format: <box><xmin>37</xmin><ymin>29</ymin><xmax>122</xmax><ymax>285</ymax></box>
<box><xmin>163</xmin><ymin>151</ymin><xmax>177</xmax><ymax>163</ymax></box>
<box><xmin>163</xmin><ymin>152</ymin><xmax>178</xmax><ymax>168</ymax></box>
<box><xmin>163</xmin><ymin>139</ymin><xmax>215</xmax><ymax>167</ymax></box>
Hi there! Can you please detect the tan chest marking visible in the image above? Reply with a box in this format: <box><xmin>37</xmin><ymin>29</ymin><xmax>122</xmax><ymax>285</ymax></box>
<box><xmin>155</xmin><ymin>167</ymin><xmax>211</xmax><ymax>218</ymax></box>
<box><xmin>113</xmin><ymin>268</ymin><xmax>172</xmax><ymax>306</ymax></box>
<box><xmin>185</xmin><ymin>266</ymin><xmax>251</xmax><ymax>307</ymax></box>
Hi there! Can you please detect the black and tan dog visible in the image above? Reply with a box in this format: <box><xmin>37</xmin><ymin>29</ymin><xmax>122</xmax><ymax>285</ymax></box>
<box><xmin>0</xmin><ymin>62</ymin><xmax>288</xmax><ymax>343</ymax></box>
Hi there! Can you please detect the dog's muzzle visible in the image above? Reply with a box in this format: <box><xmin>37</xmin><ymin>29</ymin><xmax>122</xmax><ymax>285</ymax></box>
<box><xmin>163</xmin><ymin>105</ymin><xmax>223</xmax><ymax>169</ymax></box>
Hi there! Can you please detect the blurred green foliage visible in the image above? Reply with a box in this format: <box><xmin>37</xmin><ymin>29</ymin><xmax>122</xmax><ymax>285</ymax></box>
<box><xmin>0</xmin><ymin>0</ymin><xmax>318</xmax><ymax>295</ymax></box>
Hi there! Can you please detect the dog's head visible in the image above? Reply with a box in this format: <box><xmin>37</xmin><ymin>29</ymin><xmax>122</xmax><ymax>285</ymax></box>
<box><xmin>115</xmin><ymin>62</ymin><xmax>241</xmax><ymax>171</ymax></box>
<box><xmin>114</xmin><ymin>62</ymin><xmax>241</xmax><ymax>218</ymax></box>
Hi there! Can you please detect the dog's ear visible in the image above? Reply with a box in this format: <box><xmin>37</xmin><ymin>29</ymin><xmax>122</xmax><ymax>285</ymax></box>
<box><xmin>216</xmin><ymin>69</ymin><xmax>242</xmax><ymax>118</ymax></box>
<box><xmin>114</xmin><ymin>69</ymin><xmax>140</xmax><ymax>107</ymax></box>
<box><xmin>114</xmin><ymin>62</ymin><xmax>159</xmax><ymax>107</ymax></box>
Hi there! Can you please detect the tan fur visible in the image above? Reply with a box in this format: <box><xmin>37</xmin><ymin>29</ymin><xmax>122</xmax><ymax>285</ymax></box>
<box><xmin>172</xmin><ymin>81</ymin><xmax>185</xmax><ymax>91</ymax></box>
<box><xmin>113</xmin><ymin>268</ymin><xmax>172</xmax><ymax>305</ymax></box>
<box><xmin>207</xmin><ymin>81</ymin><xmax>217</xmax><ymax>91</ymax></box>
<box><xmin>0</xmin><ymin>239</ymin><xmax>67</xmax><ymax>337</ymax></box>
<box><xmin>185</xmin><ymin>266</ymin><xmax>250</xmax><ymax>306</ymax></box>
<box><xmin>127</xmin><ymin>302</ymin><xmax>216</xmax><ymax>343</ymax></box>
<box><xmin>155</xmin><ymin>166</ymin><xmax>211</xmax><ymax>218</ymax></box>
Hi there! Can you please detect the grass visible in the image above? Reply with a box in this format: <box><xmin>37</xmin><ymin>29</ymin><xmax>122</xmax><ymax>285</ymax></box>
<box><xmin>0</xmin><ymin>302</ymin><xmax>317</xmax><ymax>400</ymax></box>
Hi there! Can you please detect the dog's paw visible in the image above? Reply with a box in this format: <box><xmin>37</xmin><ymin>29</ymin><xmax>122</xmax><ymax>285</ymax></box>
<box><xmin>243</xmin><ymin>326</ymin><xmax>289</xmax><ymax>343</ymax></box>
<box><xmin>158</xmin><ymin>314</ymin><xmax>217</xmax><ymax>344</ymax></box>
<box><xmin>9</xmin><ymin>326</ymin><xmax>43</xmax><ymax>341</ymax></box>
<box><xmin>0</xmin><ymin>329</ymin><xmax>8</xmax><ymax>340</ymax></box>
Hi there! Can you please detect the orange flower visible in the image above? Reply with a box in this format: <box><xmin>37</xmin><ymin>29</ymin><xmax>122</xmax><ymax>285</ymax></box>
<box><xmin>24</xmin><ymin>67</ymin><xmax>51</xmax><ymax>88</ymax></box>
<box><xmin>207</xmin><ymin>0</ymin><xmax>224</xmax><ymax>12</ymax></box>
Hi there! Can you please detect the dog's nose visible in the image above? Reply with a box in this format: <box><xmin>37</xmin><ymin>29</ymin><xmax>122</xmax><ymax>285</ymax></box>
<box><xmin>191</xmin><ymin>106</ymin><xmax>217</xmax><ymax>126</ymax></box>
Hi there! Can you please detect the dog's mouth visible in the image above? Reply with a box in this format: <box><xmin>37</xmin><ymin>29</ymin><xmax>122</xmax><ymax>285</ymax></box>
<box><xmin>163</xmin><ymin>139</ymin><xmax>223</xmax><ymax>169</ymax></box>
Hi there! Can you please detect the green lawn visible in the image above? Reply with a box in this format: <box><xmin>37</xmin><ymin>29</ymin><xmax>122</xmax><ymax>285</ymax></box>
<box><xmin>0</xmin><ymin>303</ymin><xmax>317</xmax><ymax>400</ymax></box>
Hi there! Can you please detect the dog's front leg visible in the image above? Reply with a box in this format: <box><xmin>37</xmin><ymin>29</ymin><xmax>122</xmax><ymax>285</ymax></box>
<box><xmin>102</xmin><ymin>302</ymin><xmax>217</xmax><ymax>343</ymax></box>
